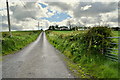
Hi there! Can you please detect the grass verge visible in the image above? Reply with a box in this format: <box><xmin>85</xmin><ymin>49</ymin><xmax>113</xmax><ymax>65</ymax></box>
<box><xmin>1</xmin><ymin>30</ymin><xmax>41</xmax><ymax>55</ymax></box>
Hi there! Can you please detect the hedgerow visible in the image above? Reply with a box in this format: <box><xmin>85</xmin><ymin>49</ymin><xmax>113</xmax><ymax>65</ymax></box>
<box><xmin>46</xmin><ymin>27</ymin><xmax>118</xmax><ymax>78</ymax></box>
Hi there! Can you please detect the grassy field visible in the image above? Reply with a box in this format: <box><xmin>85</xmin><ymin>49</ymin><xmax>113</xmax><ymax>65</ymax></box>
<box><xmin>112</xmin><ymin>31</ymin><xmax>119</xmax><ymax>37</ymax></box>
<box><xmin>1</xmin><ymin>30</ymin><xmax>41</xmax><ymax>55</ymax></box>
<box><xmin>111</xmin><ymin>31</ymin><xmax>119</xmax><ymax>55</ymax></box>
<box><xmin>53</xmin><ymin>31</ymin><xmax>73</xmax><ymax>33</ymax></box>
<box><xmin>112</xmin><ymin>31</ymin><xmax>119</xmax><ymax>42</ymax></box>
<box><xmin>52</xmin><ymin>30</ymin><xmax>87</xmax><ymax>34</ymax></box>
<box><xmin>53</xmin><ymin>30</ymin><xmax>119</xmax><ymax>37</ymax></box>
<box><xmin>46</xmin><ymin>30</ymin><xmax>119</xmax><ymax>78</ymax></box>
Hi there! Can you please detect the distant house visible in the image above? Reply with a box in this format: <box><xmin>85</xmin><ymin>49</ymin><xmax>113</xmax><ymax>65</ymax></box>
<box><xmin>78</xmin><ymin>29</ymin><xmax>84</xmax><ymax>30</ymax></box>
<box><xmin>48</xmin><ymin>25</ymin><xmax>70</xmax><ymax>30</ymax></box>
<box><xmin>59</xmin><ymin>26</ymin><xmax>69</xmax><ymax>30</ymax></box>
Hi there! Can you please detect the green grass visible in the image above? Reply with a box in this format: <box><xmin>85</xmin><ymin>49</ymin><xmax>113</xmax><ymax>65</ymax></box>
<box><xmin>52</xmin><ymin>30</ymin><xmax>73</xmax><ymax>34</ymax></box>
<box><xmin>46</xmin><ymin>30</ymin><xmax>119</xmax><ymax>78</ymax></box>
<box><xmin>111</xmin><ymin>31</ymin><xmax>119</xmax><ymax>55</ymax></box>
<box><xmin>52</xmin><ymin>30</ymin><xmax>87</xmax><ymax>34</ymax></box>
<box><xmin>112</xmin><ymin>31</ymin><xmax>119</xmax><ymax>37</ymax></box>
<box><xmin>1</xmin><ymin>30</ymin><xmax>41</xmax><ymax>55</ymax></box>
<box><xmin>0</xmin><ymin>54</ymin><xmax>1</xmax><ymax>61</ymax></box>
<box><xmin>112</xmin><ymin>31</ymin><xmax>119</xmax><ymax>42</ymax></box>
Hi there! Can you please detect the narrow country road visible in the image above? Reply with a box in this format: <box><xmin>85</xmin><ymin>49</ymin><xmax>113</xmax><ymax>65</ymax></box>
<box><xmin>2</xmin><ymin>32</ymin><xmax>74</xmax><ymax>78</ymax></box>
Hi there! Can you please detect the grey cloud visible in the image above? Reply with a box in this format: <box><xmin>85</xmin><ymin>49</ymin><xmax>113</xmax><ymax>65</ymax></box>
<box><xmin>1</xmin><ymin>23</ymin><xmax>8</xmax><ymax>28</ymax></box>
<box><xmin>10</xmin><ymin>2</ymin><xmax>39</xmax><ymax>21</ymax></box>
<box><xmin>118</xmin><ymin>2</ymin><xmax>120</xmax><ymax>24</ymax></box>
<box><xmin>1</xmin><ymin>23</ymin><xmax>23</xmax><ymax>30</ymax></box>
<box><xmin>80</xmin><ymin>17</ymin><xmax>97</xmax><ymax>25</ymax></box>
<box><xmin>0</xmin><ymin>15</ymin><xmax>7</xmax><ymax>21</ymax></box>
<box><xmin>46</xmin><ymin>2</ymin><xmax>117</xmax><ymax>19</ymax></box>
<box><xmin>1</xmin><ymin>23</ymin><xmax>9</xmax><ymax>31</ymax></box>
<box><xmin>110</xmin><ymin>18</ymin><xmax>118</xmax><ymax>22</ymax></box>
<box><xmin>73</xmin><ymin>2</ymin><xmax>118</xmax><ymax>18</ymax></box>
<box><xmin>47</xmin><ymin>2</ymin><xmax>72</xmax><ymax>11</ymax></box>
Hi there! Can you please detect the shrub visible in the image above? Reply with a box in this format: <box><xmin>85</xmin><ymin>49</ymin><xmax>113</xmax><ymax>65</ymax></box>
<box><xmin>82</xmin><ymin>26</ymin><xmax>116</xmax><ymax>55</ymax></box>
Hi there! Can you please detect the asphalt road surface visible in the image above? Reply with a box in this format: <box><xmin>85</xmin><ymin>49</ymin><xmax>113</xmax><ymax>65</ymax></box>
<box><xmin>2</xmin><ymin>32</ymin><xmax>74</xmax><ymax>78</ymax></box>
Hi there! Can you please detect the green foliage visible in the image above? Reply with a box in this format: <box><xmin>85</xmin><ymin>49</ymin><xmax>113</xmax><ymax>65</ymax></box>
<box><xmin>2</xmin><ymin>32</ymin><xmax>10</xmax><ymax>38</ymax></box>
<box><xmin>2</xmin><ymin>31</ymin><xmax>41</xmax><ymax>55</ymax></box>
<box><xmin>46</xmin><ymin>28</ymin><xmax>118</xmax><ymax>78</ymax></box>
<box><xmin>82</xmin><ymin>27</ymin><xmax>117</xmax><ymax>55</ymax></box>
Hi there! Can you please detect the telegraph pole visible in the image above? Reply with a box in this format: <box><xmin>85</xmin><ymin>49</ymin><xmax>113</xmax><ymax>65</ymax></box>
<box><xmin>38</xmin><ymin>22</ymin><xmax>39</xmax><ymax>30</ymax></box>
<box><xmin>6</xmin><ymin>0</ymin><xmax>12</xmax><ymax>37</ymax></box>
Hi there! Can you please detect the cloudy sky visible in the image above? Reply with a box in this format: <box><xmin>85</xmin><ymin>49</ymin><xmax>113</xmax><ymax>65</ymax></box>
<box><xmin>0</xmin><ymin>0</ymin><xmax>119</xmax><ymax>31</ymax></box>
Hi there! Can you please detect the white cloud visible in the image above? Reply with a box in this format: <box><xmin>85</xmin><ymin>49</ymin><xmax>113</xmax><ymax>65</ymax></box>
<box><xmin>81</xmin><ymin>5</ymin><xmax>92</xmax><ymax>10</ymax></box>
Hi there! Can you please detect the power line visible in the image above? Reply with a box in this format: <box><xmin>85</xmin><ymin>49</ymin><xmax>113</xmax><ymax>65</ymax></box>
<box><xmin>19</xmin><ymin>0</ymin><xmax>28</xmax><ymax>9</ymax></box>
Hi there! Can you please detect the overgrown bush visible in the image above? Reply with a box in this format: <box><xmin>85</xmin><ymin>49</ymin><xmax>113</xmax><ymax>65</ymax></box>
<box><xmin>82</xmin><ymin>27</ymin><xmax>116</xmax><ymax>55</ymax></box>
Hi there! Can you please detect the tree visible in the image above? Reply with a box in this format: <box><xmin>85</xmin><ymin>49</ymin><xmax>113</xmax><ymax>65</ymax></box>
<box><xmin>55</xmin><ymin>25</ymin><xmax>59</xmax><ymax>29</ymax></box>
<box><xmin>48</xmin><ymin>25</ymin><xmax>55</xmax><ymax>30</ymax></box>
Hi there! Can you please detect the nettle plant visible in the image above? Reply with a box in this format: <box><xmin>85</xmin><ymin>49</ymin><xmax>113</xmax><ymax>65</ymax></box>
<box><xmin>82</xmin><ymin>26</ymin><xmax>116</xmax><ymax>55</ymax></box>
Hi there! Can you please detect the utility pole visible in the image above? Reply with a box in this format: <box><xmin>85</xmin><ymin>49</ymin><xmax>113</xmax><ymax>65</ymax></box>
<box><xmin>84</xmin><ymin>21</ymin><xmax>86</xmax><ymax>30</ymax></box>
<box><xmin>38</xmin><ymin>22</ymin><xmax>39</xmax><ymax>30</ymax></box>
<box><xmin>6</xmin><ymin>0</ymin><xmax>12</xmax><ymax>37</ymax></box>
